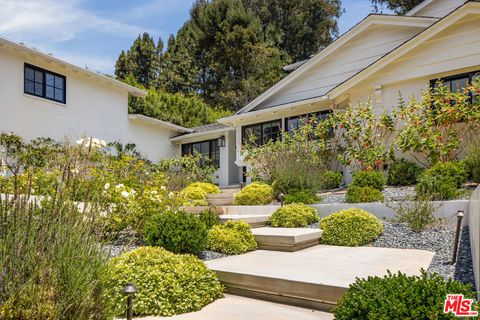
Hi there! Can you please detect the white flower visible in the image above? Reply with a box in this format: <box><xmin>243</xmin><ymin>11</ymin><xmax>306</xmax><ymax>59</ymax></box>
<box><xmin>71</xmin><ymin>168</ymin><xmax>79</xmax><ymax>174</ymax></box>
<box><xmin>121</xmin><ymin>191</ymin><xmax>129</xmax><ymax>198</ymax></box>
<box><xmin>160</xmin><ymin>186</ymin><xmax>166</xmax><ymax>191</ymax></box>
<box><xmin>104</xmin><ymin>183</ymin><xmax>110</xmax><ymax>190</ymax></box>
<box><xmin>168</xmin><ymin>192</ymin><xmax>174</xmax><ymax>198</ymax></box>
<box><xmin>115</xmin><ymin>184</ymin><xmax>125</xmax><ymax>189</ymax></box>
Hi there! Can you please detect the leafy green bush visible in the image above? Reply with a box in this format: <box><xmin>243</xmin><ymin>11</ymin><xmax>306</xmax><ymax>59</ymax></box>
<box><xmin>387</xmin><ymin>158</ymin><xmax>423</xmax><ymax>186</ymax></box>
<box><xmin>198</xmin><ymin>208</ymin><xmax>220</xmax><ymax>230</ymax></box>
<box><xmin>424</xmin><ymin>161</ymin><xmax>467</xmax><ymax>187</ymax></box>
<box><xmin>103</xmin><ymin>247</ymin><xmax>223</xmax><ymax>317</ymax></box>
<box><xmin>269</xmin><ymin>203</ymin><xmax>319</xmax><ymax>228</ymax></box>
<box><xmin>143</xmin><ymin>210</ymin><xmax>207</xmax><ymax>254</ymax></box>
<box><xmin>320</xmin><ymin>208</ymin><xmax>383</xmax><ymax>246</ymax></box>
<box><xmin>346</xmin><ymin>185</ymin><xmax>384</xmax><ymax>203</ymax></box>
<box><xmin>284</xmin><ymin>189</ymin><xmax>320</xmax><ymax>204</ymax></box>
<box><xmin>180</xmin><ymin>183</ymin><xmax>215</xmax><ymax>206</ymax></box>
<box><xmin>351</xmin><ymin>170</ymin><xmax>386</xmax><ymax>190</ymax></box>
<box><xmin>234</xmin><ymin>182</ymin><xmax>274</xmax><ymax>205</ymax></box>
<box><xmin>393</xmin><ymin>199</ymin><xmax>437</xmax><ymax>232</ymax></box>
<box><xmin>464</xmin><ymin>141</ymin><xmax>480</xmax><ymax>183</ymax></box>
<box><xmin>415</xmin><ymin>175</ymin><xmax>458</xmax><ymax>201</ymax></box>
<box><xmin>320</xmin><ymin>171</ymin><xmax>343</xmax><ymax>190</ymax></box>
<box><xmin>188</xmin><ymin>182</ymin><xmax>220</xmax><ymax>194</ymax></box>
<box><xmin>333</xmin><ymin>271</ymin><xmax>478</xmax><ymax>320</ymax></box>
<box><xmin>207</xmin><ymin>221</ymin><xmax>257</xmax><ymax>254</ymax></box>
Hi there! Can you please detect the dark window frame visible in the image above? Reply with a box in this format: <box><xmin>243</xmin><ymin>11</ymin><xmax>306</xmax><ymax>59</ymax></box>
<box><xmin>24</xmin><ymin>63</ymin><xmax>66</xmax><ymax>104</ymax></box>
<box><xmin>241</xmin><ymin>119</ymin><xmax>282</xmax><ymax>146</ymax></box>
<box><xmin>284</xmin><ymin>110</ymin><xmax>333</xmax><ymax>132</ymax></box>
<box><xmin>181</xmin><ymin>139</ymin><xmax>220</xmax><ymax>168</ymax></box>
<box><xmin>430</xmin><ymin>70</ymin><xmax>480</xmax><ymax>103</ymax></box>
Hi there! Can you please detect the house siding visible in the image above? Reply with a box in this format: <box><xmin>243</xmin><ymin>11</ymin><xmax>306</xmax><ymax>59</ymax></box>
<box><xmin>412</xmin><ymin>0</ymin><xmax>466</xmax><ymax>18</ymax></box>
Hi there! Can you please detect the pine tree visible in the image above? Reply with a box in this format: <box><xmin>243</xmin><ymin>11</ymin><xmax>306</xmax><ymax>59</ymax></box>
<box><xmin>114</xmin><ymin>50</ymin><xmax>131</xmax><ymax>80</ymax></box>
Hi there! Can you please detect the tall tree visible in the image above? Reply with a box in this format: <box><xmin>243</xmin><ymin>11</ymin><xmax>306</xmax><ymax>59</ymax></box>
<box><xmin>370</xmin><ymin>0</ymin><xmax>423</xmax><ymax>14</ymax></box>
<box><xmin>114</xmin><ymin>50</ymin><xmax>131</xmax><ymax>80</ymax></box>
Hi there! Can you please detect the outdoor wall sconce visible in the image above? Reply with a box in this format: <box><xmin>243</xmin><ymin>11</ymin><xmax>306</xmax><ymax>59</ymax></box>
<box><xmin>123</xmin><ymin>282</ymin><xmax>137</xmax><ymax>320</ymax></box>
<box><xmin>218</xmin><ymin>136</ymin><xmax>226</xmax><ymax>147</ymax></box>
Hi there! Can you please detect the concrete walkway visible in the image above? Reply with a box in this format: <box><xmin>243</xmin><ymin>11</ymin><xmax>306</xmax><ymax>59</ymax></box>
<box><xmin>137</xmin><ymin>294</ymin><xmax>333</xmax><ymax>320</ymax></box>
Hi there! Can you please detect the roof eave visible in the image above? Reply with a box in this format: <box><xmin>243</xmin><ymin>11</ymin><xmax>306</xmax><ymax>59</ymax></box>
<box><xmin>170</xmin><ymin>126</ymin><xmax>235</xmax><ymax>142</ymax></box>
<box><xmin>128</xmin><ymin>114</ymin><xmax>193</xmax><ymax>133</ymax></box>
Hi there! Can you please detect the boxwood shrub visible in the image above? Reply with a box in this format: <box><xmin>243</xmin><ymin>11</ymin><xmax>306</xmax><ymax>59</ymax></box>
<box><xmin>415</xmin><ymin>161</ymin><xmax>467</xmax><ymax>200</ymax></box>
<box><xmin>387</xmin><ymin>158</ymin><xmax>424</xmax><ymax>186</ymax></box>
<box><xmin>103</xmin><ymin>247</ymin><xmax>223</xmax><ymax>317</ymax></box>
<box><xmin>333</xmin><ymin>271</ymin><xmax>478</xmax><ymax>320</ymax></box>
<box><xmin>188</xmin><ymin>182</ymin><xmax>221</xmax><ymax>194</ymax></box>
<box><xmin>320</xmin><ymin>208</ymin><xmax>383</xmax><ymax>246</ymax></box>
<box><xmin>207</xmin><ymin>221</ymin><xmax>257</xmax><ymax>254</ymax></box>
<box><xmin>198</xmin><ymin>208</ymin><xmax>220</xmax><ymax>230</ymax></box>
<box><xmin>346</xmin><ymin>185</ymin><xmax>384</xmax><ymax>203</ymax></box>
<box><xmin>284</xmin><ymin>189</ymin><xmax>320</xmax><ymax>205</ymax></box>
<box><xmin>320</xmin><ymin>171</ymin><xmax>343</xmax><ymax>190</ymax></box>
<box><xmin>234</xmin><ymin>182</ymin><xmax>274</xmax><ymax>205</ymax></box>
<box><xmin>351</xmin><ymin>170</ymin><xmax>386</xmax><ymax>190</ymax></box>
<box><xmin>143</xmin><ymin>210</ymin><xmax>207</xmax><ymax>254</ymax></box>
<box><xmin>269</xmin><ymin>203</ymin><xmax>319</xmax><ymax>228</ymax></box>
<box><xmin>181</xmin><ymin>182</ymin><xmax>220</xmax><ymax>206</ymax></box>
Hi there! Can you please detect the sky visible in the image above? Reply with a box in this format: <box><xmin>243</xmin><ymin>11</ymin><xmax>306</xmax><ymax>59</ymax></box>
<box><xmin>0</xmin><ymin>0</ymin><xmax>388</xmax><ymax>75</ymax></box>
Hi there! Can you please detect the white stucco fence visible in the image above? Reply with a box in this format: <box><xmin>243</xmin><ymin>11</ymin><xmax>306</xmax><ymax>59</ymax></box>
<box><xmin>467</xmin><ymin>187</ymin><xmax>480</xmax><ymax>293</ymax></box>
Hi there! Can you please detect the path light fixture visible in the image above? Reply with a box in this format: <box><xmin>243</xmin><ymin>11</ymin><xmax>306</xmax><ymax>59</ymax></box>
<box><xmin>279</xmin><ymin>193</ymin><xmax>285</xmax><ymax>207</ymax></box>
<box><xmin>123</xmin><ymin>283</ymin><xmax>137</xmax><ymax>320</ymax></box>
<box><xmin>451</xmin><ymin>210</ymin><xmax>464</xmax><ymax>264</ymax></box>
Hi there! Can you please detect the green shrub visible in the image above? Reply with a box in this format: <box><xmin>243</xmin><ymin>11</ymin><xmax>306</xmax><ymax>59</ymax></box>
<box><xmin>103</xmin><ymin>247</ymin><xmax>223</xmax><ymax>317</ymax></box>
<box><xmin>320</xmin><ymin>171</ymin><xmax>343</xmax><ymax>190</ymax></box>
<box><xmin>320</xmin><ymin>208</ymin><xmax>383</xmax><ymax>246</ymax></box>
<box><xmin>180</xmin><ymin>183</ymin><xmax>209</xmax><ymax>206</ymax></box>
<box><xmin>207</xmin><ymin>221</ymin><xmax>257</xmax><ymax>254</ymax></box>
<box><xmin>351</xmin><ymin>170</ymin><xmax>386</xmax><ymax>190</ymax></box>
<box><xmin>198</xmin><ymin>208</ymin><xmax>220</xmax><ymax>230</ymax></box>
<box><xmin>393</xmin><ymin>199</ymin><xmax>437</xmax><ymax>232</ymax></box>
<box><xmin>269</xmin><ymin>203</ymin><xmax>319</xmax><ymax>228</ymax></box>
<box><xmin>387</xmin><ymin>158</ymin><xmax>423</xmax><ymax>186</ymax></box>
<box><xmin>415</xmin><ymin>175</ymin><xmax>458</xmax><ymax>201</ymax></box>
<box><xmin>464</xmin><ymin>142</ymin><xmax>480</xmax><ymax>183</ymax></box>
<box><xmin>188</xmin><ymin>182</ymin><xmax>220</xmax><ymax>194</ymax></box>
<box><xmin>284</xmin><ymin>189</ymin><xmax>320</xmax><ymax>204</ymax></box>
<box><xmin>333</xmin><ymin>271</ymin><xmax>478</xmax><ymax>320</ymax></box>
<box><xmin>345</xmin><ymin>185</ymin><xmax>384</xmax><ymax>203</ymax></box>
<box><xmin>234</xmin><ymin>182</ymin><xmax>274</xmax><ymax>205</ymax></box>
<box><xmin>424</xmin><ymin>161</ymin><xmax>467</xmax><ymax>187</ymax></box>
<box><xmin>143</xmin><ymin>210</ymin><xmax>207</xmax><ymax>254</ymax></box>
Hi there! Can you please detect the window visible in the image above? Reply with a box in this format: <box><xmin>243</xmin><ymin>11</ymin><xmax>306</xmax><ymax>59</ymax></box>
<box><xmin>24</xmin><ymin>64</ymin><xmax>66</xmax><ymax>104</ymax></box>
<box><xmin>285</xmin><ymin>110</ymin><xmax>332</xmax><ymax>132</ymax></box>
<box><xmin>430</xmin><ymin>71</ymin><xmax>480</xmax><ymax>103</ymax></box>
<box><xmin>181</xmin><ymin>139</ymin><xmax>220</xmax><ymax>168</ymax></box>
<box><xmin>242</xmin><ymin>120</ymin><xmax>281</xmax><ymax>146</ymax></box>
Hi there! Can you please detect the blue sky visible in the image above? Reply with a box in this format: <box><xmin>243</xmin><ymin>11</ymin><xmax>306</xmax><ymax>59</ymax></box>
<box><xmin>0</xmin><ymin>0</ymin><xmax>387</xmax><ymax>74</ymax></box>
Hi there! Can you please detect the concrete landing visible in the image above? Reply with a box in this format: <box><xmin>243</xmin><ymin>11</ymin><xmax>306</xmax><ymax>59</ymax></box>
<box><xmin>219</xmin><ymin>214</ymin><xmax>270</xmax><ymax>228</ymax></box>
<box><xmin>206</xmin><ymin>245</ymin><xmax>434</xmax><ymax>310</ymax></box>
<box><xmin>138</xmin><ymin>294</ymin><xmax>333</xmax><ymax>320</ymax></box>
<box><xmin>252</xmin><ymin>227</ymin><xmax>323</xmax><ymax>252</ymax></box>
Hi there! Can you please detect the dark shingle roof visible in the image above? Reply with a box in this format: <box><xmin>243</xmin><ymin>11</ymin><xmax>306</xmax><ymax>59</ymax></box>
<box><xmin>190</xmin><ymin>123</ymin><xmax>229</xmax><ymax>133</ymax></box>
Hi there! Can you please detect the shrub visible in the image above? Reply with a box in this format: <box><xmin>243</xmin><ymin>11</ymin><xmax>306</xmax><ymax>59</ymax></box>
<box><xmin>346</xmin><ymin>185</ymin><xmax>384</xmax><ymax>203</ymax></box>
<box><xmin>234</xmin><ymin>182</ymin><xmax>274</xmax><ymax>205</ymax></box>
<box><xmin>393</xmin><ymin>199</ymin><xmax>437</xmax><ymax>232</ymax></box>
<box><xmin>464</xmin><ymin>141</ymin><xmax>480</xmax><ymax>183</ymax></box>
<box><xmin>387</xmin><ymin>158</ymin><xmax>423</xmax><ymax>186</ymax></box>
<box><xmin>333</xmin><ymin>270</ymin><xmax>478</xmax><ymax>320</ymax></box>
<box><xmin>269</xmin><ymin>203</ymin><xmax>319</xmax><ymax>228</ymax></box>
<box><xmin>103</xmin><ymin>247</ymin><xmax>223</xmax><ymax>317</ymax></box>
<box><xmin>198</xmin><ymin>208</ymin><xmax>220</xmax><ymax>230</ymax></box>
<box><xmin>284</xmin><ymin>189</ymin><xmax>320</xmax><ymax>204</ymax></box>
<box><xmin>320</xmin><ymin>170</ymin><xmax>343</xmax><ymax>190</ymax></box>
<box><xmin>415</xmin><ymin>175</ymin><xmax>458</xmax><ymax>201</ymax></box>
<box><xmin>351</xmin><ymin>170</ymin><xmax>386</xmax><ymax>190</ymax></box>
<box><xmin>143</xmin><ymin>210</ymin><xmax>207</xmax><ymax>254</ymax></box>
<box><xmin>207</xmin><ymin>221</ymin><xmax>257</xmax><ymax>254</ymax></box>
<box><xmin>180</xmin><ymin>184</ymin><xmax>210</xmax><ymax>206</ymax></box>
<box><xmin>424</xmin><ymin>161</ymin><xmax>467</xmax><ymax>188</ymax></box>
<box><xmin>320</xmin><ymin>208</ymin><xmax>383</xmax><ymax>246</ymax></box>
<box><xmin>188</xmin><ymin>182</ymin><xmax>220</xmax><ymax>194</ymax></box>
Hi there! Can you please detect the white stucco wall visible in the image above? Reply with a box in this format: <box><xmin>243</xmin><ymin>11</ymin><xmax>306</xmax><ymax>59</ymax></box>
<box><xmin>468</xmin><ymin>186</ymin><xmax>480</xmax><ymax>292</ymax></box>
<box><xmin>0</xmin><ymin>46</ymin><xmax>177</xmax><ymax>162</ymax></box>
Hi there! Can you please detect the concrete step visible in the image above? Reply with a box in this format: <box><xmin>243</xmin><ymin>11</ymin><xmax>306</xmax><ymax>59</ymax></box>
<box><xmin>219</xmin><ymin>214</ymin><xmax>270</xmax><ymax>228</ymax></box>
<box><xmin>252</xmin><ymin>227</ymin><xmax>323</xmax><ymax>252</ymax></box>
<box><xmin>206</xmin><ymin>246</ymin><xmax>434</xmax><ymax>311</ymax></box>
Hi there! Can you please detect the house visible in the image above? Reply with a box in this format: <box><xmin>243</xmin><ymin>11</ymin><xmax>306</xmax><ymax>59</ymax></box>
<box><xmin>0</xmin><ymin>36</ymin><xmax>192</xmax><ymax>162</ymax></box>
<box><xmin>175</xmin><ymin>0</ymin><xmax>479</xmax><ymax>185</ymax></box>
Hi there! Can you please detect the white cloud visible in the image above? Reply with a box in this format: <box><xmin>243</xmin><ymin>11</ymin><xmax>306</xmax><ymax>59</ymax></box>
<box><xmin>0</xmin><ymin>0</ymin><xmax>147</xmax><ymax>43</ymax></box>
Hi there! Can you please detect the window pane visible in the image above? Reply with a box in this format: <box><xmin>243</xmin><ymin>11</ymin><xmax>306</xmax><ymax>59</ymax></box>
<box><xmin>46</xmin><ymin>73</ymin><xmax>54</xmax><ymax>86</ymax></box>
<box><xmin>55</xmin><ymin>76</ymin><xmax>64</xmax><ymax>89</ymax></box>
<box><xmin>34</xmin><ymin>70</ymin><xmax>43</xmax><ymax>83</ymax></box>
<box><xmin>181</xmin><ymin>144</ymin><xmax>191</xmax><ymax>156</ymax></box>
<box><xmin>25</xmin><ymin>67</ymin><xmax>34</xmax><ymax>81</ymax></box>
<box><xmin>287</xmin><ymin>118</ymin><xmax>300</xmax><ymax>131</ymax></box>
<box><xmin>25</xmin><ymin>80</ymin><xmax>34</xmax><ymax>94</ymax></box>
<box><xmin>451</xmin><ymin>77</ymin><xmax>469</xmax><ymax>92</ymax></box>
<box><xmin>263</xmin><ymin>121</ymin><xmax>281</xmax><ymax>144</ymax></box>
<box><xmin>34</xmin><ymin>83</ymin><xmax>43</xmax><ymax>96</ymax></box>
<box><xmin>54</xmin><ymin>89</ymin><xmax>63</xmax><ymax>101</ymax></box>
<box><xmin>46</xmin><ymin>86</ymin><xmax>55</xmax><ymax>99</ymax></box>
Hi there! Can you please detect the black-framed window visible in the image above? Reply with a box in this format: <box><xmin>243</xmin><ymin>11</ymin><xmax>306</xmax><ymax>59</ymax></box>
<box><xmin>430</xmin><ymin>71</ymin><xmax>480</xmax><ymax>104</ymax></box>
<box><xmin>285</xmin><ymin>110</ymin><xmax>332</xmax><ymax>132</ymax></box>
<box><xmin>24</xmin><ymin>64</ymin><xmax>66</xmax><ymax>104</ymax></box>
<box><xmin>181</xmin><ymin>139</ymin><xmax>220</xmax><ymax>168</ymax></box>
<box><xmin>242</xmin><ymin>119</ymin><xmax>282</xmax><ymax>146</ymax></box>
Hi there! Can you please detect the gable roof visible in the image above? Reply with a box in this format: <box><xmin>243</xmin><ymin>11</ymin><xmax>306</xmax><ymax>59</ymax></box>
<box><xmin>328</xmin><ymin>1</ymin><xmax>480</xmax><ymax>99</ymax></box>
<box><xmin>128</xmin><ymin>114</ymin><xmax>192</xmax><ymax>133</ymax></box>
<box><xmin>233</xmin><ymin>14</ymin><xmax>438</xmax><ymax>116</ymax></box>
<box><xmin>170</xmin><ymin>123</ymin><xmax>234</xmax><ymax>142</ymax></box>
<box><xmin>0</xmin><ymin>36</ymin><xmax>146</xmax><ymax>97</ymax></box>
<box><xmin>406</xmin><ymin>0</ymin><xmax>436</xmax><ymax>15</ymax></box>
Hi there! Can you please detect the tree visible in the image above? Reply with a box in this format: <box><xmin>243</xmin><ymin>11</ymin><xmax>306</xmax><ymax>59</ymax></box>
<box><xmin>114</xmin><ymin>50</ymin><xmax>131</xmax><ymax>80</ymax></box>
<box><xmin>370</xmin><ymin>0</ymin><xmax>423</xmax><ymax>15</ymax></box>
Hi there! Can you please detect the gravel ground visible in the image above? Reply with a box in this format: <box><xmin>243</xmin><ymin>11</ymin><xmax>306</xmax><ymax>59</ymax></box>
<box><xmin>198</xmin><ymin>250</ymin><xmax>228</xmax><ymax>261</ymax></box>
<box><xmin>370</xmin><ymin>222</ymin><xmax>475</xmax><ymax>287</ymax></box>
